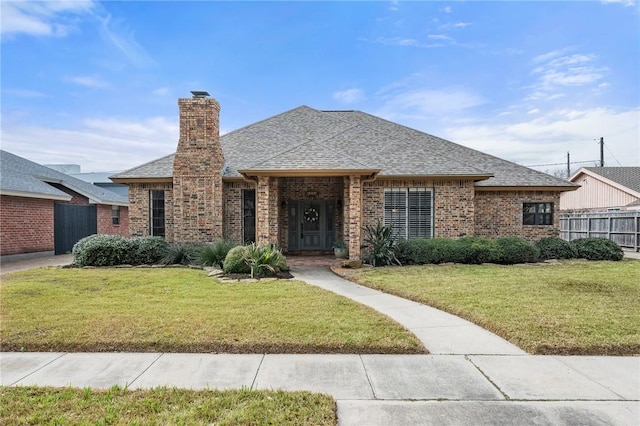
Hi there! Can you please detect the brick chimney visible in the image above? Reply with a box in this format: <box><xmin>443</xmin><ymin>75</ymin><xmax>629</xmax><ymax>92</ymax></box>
<box><xmin>172</xmin><ymin>91</ymin><xmax>224</xmax><ymax>242</ymax></box>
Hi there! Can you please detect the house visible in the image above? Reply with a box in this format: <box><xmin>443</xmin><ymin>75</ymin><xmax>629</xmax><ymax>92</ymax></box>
<box><xmin>111</xmin><ymin>92</ymin><xmax>577</xmax><ymax>260</ymax></box>
<box><xmin>560</xmin><ymin>167</ymin><xmax>640</xmax><ymax>212</ymax></box>
<box><xmin>0</xmin><ymin>151</ymin><xmax>129</xmax><ymax>257</ymax></box>
<box><xmin>46</xmin><ymin>164</ymin><xmax>129</xmax><ymax>197</ymax></box>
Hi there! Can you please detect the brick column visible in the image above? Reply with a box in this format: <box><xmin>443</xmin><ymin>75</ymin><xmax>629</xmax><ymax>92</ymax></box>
<box><xmin>256</xmin><ymin>176</ymin><xmax>271</xmax><ymax>245</ymax></box>
<box><xmin>348</xmin><ymin>175</ymin><xmax>362</xmax><ymax>259</ymax></box>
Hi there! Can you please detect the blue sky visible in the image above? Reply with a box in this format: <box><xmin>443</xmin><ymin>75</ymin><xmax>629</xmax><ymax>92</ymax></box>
<box><xmin>2</xmin><ymin>0</ymin><xmax>638</xmax><ymax>174</ymax></box>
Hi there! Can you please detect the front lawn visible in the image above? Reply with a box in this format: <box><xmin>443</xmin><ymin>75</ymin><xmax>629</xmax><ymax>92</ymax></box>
<box><xmin>349</xmin><ymin>260</ymin><xmax>640</xmax><ymax>355</ymax></box>
<box><xmin>0</xmin><ymin>386</ymin><xmax>335</xmax><ymax>425</ymax></box>
<box><xmin>0</xmin><ymin>268</ymin><xmax>423</xmax><ymax>354</ymax></box>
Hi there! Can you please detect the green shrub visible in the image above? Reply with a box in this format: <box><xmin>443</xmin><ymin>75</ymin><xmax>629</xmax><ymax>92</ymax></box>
<box><xmin>362</xmin><ymin>221</ymin><xmax>401</xmax><ymax>267</ymax></box>
<box><xmin>128</xmin><ymin>236</ymin><xmax>169</xmax><ymax>265</ymax></box>
<box><xmin>395</xmin><ymin>238</ymin><xmax>462</xmax><ymax>265</ymax></box>
<box><xmin>571</xmin><ymin>238</ymin><xmax>624</xmax><ymax>261</ymax></box>
<box><xmin>242</xmin><ymin>243</ymin><xmax>287</xmax><ymax>278</ymax></box>
<box><xmin>457</xmin><ymin>237</ymin><xmax>502</xmax><ymax>264</ymax></box>
<box><xmin>72</xmin><ymin>234</ymin><xmax>130</xmax><ymax>267</ymax></box>
<box><xmin>223</xmin><ymin>245</ymin><xmax>251</xmax><ymax>274</ymax></box>
<box><xmin>535</xmin><ymin>237</ymin><xmax>576</xmax><ymax>260</ymax></box>
<box><xmin>198</xmin><ymin>239</ymin><xmax>238</xmax><ymax>268</ymax></box>
<box><xmin>495</xmin><ymin>237</ymin><xmax>540</xmax><ymax>264</ymax></box>
<box><xmin>161</xmin><ymin>244</ymin><xmax>201</xmax><ymax>265</ymax></box>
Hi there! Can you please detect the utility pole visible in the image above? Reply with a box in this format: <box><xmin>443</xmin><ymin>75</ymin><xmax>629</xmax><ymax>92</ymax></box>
<box><xmin>600</xmin><ymin>137</ymin><xmax>605</xmax><ymax>167</ymax></box>
<box><xmin>567</xmin><ymin>151</ymin><xmax>570</xmax><ymax>178</ymax></box>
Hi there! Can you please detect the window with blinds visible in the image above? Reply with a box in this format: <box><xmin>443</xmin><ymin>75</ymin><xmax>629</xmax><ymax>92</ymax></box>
<box><xmin>384</xmin><ymin>188</ymin><xmax>433</xmax><ymax>240</ymax></box>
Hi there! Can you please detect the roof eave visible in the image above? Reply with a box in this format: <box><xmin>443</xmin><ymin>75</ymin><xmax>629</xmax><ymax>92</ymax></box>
<box><xmin>474</xmin><ymin>185</ymin><xmax>579</xmax><ymax>192</ymax></box>
<box><xmin>110</xmin><ymin>177</ymin><xmax>173</xmax><ymax>184</ymax></box>
<box><xmin>237</xmin><ymin>169</ymin><xmax>381</xmax><ymax>177</ymax></box>
<box><xmin>570</xmin><ymin>168</ymin><xmax>640</xmax><ymax>198</ymax></box>
<box><xmin>376</xmin><ymin>173</ymin><xmax>493</xmax><ymax>181</ymax></box>
<box><xmin>0</xmin><ymin>189</ymin><xmax>73</xmax><ymax>201</ymax></box>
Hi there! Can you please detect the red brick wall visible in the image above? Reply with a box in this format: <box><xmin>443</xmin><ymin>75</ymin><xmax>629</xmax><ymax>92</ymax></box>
<box><xmin>474</xmin><ymin>190</ymin><xmax>562</xmax><ymax>240</ymax></box>
<box><xmin>49</xmin><ymin>184</ymin><xmax>89</xmax><ymax>205</ymax></box>
<box><xmin>0</xmin><ymin>195</ymin><xmax>55</xmax><ymax>255</ymax></box>
<box><xmin>97</xmin><ymin>204</ymin><xmax>130</xmax><ymax>237</ymax></box>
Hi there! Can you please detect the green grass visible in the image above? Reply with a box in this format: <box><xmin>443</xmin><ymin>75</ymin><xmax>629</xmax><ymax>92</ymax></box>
<box><xmin>350</xmin><ymin>260</ymin><xmax>640</xmax><ymax>355</ymax></box>
<box><xmin>0</xmin><ymin>268</ymin><xmax>423</xmax><ymax>354</ymax></box>
<box><xmin>0</xmin><ymin>386</ymin><xmax>336</xmax><ymax>425</ymax></box>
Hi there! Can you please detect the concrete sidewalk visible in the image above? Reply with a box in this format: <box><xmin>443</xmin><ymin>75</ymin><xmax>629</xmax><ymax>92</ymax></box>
<box><xmin>1</xmin><ymin>352</ymin><xmax>638</xmax><ymax>425</ymax></box>
<box><xmin>292</xmin><ymin>265</ymin><xmax>525</xmax><ymax>355</ymax></box>
<box><xmin>2</xmin><ymin>264</ymin><xmax>639</xmax><ymax>424</ymax></box>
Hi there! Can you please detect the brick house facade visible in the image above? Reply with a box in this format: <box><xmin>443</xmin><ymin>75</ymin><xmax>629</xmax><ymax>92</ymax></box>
<box><xmin>113</xmin><ymin>92</ymin><xmax>577</xmax><ymax>259</ymax></box>
<box><xmin>1</xmin><ymin>150</ymin><xmax>129</xmax><ymax>257</ymax></box>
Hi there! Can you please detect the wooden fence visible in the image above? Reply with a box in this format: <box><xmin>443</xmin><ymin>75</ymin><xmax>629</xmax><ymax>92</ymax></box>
<box><xmin>559</xmin><ymin>211</ymin><xmax>640</xmax><ymax>251</ymax></box>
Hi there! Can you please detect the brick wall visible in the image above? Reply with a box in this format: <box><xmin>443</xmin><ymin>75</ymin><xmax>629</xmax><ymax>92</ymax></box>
<box><xmin>172</xmin><ymin>95</ymin><xmax>224</xmax><ymax>243</ymax></box>
<box><xmin>278</xmin><ymin>177</ymin><xmax>344</xmax><ymax>250</ymax></box>
<box><xmin>362</xmin><ymin>179</ymin><xmax>475</xmax><ymax>238</ymax></box>
<box><xmin>97</xmin><ymin>204</ymin><xmax>130</xmax><ymax>237</ymax></box>
<box><xmin>49</xmin><ymin>183</ymin><xmax>89</xmax><ymax>205</ymax></box>
<box><xmin>0</xmin><ymin>195</ymin><xmax>54</xmax><ymax>255</ymax></box>
<box><xmin>474</xmin><ymin>190</ymin><xmax>562</xmax><ymax>240</ymax></box>
<box><xmin>128</xmin><ymin>182</ymin><xmax>174</xmax><ymax>242</ymax></box>
<box><xmin>223</xmin><ymin>180</ymin><xmax>256</xmax><ymax>243</ymax></box>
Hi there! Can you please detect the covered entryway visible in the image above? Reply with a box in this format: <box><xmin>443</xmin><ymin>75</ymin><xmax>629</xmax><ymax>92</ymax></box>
<box><xmin>54</xmin><ymin>203</ymin><xmax>97</xmax><ymax>254</ymax></box>
<box><xmin>287</xmin><ymin>200</ymin><xmax>336</xmax><ymax>251</ymax></box>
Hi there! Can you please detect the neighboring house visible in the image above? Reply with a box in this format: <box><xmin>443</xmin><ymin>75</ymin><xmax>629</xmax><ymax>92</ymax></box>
<box><xmin>560</xmin><ymin>167</ymin><xmax>640</xmax><ymax>212</ymax></box>
<box><xmin>46</xmin><ymin>165</ymin><xmax>130</xmax><ymax>198</ymax></box>
<box><xmin>0</xmin><ymin>151</ymin><xmax>129</xmax><ymax>257</ymax></box>
<box><xmin>111</xmin><ymin>92</ymin><xmax>577</xmax><ymax>260</ymax></box>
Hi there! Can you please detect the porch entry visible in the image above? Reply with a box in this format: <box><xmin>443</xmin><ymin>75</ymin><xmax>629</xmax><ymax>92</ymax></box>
<box><xmin>288</xmin><ymin>200</ymin><xmax>335</xmax><ymax>250</ymax></box>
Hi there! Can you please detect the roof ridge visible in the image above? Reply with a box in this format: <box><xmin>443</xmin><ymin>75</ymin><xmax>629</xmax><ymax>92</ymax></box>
<box><xmin>331</xmin><ymin>111</ymin><xmax>491</xmax><ymax>176</ymax></box>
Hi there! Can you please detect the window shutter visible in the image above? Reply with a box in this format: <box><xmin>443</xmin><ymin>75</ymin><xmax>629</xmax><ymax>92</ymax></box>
<box><xmin>408</xmin><ymin>189</ymin><xmax>433</xmax><ymax>238</ymax></box>
<box><xmin>384</xmin><ymin>189</ymin><xmax>407</xmax><ymax>239</ymax></box>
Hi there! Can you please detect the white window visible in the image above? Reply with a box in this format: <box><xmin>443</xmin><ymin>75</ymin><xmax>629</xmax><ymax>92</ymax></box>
<box><xmin>384</xmin><ymin>188</ymin><xmax>433</xmax><ymax>240</ymax></box>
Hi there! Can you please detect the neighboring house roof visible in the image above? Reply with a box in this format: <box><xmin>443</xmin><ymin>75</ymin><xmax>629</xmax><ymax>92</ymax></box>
<box><xmin>574</xmin><ymin>167</ymin><xmax>640</xmax><ymax>194</ymax></box>
<box><xmin>112</xmin><ymin>106</ymin><xmax>576</xmax><ymax>190</ymax></box>
<box><xmin>0</xmin><ymin>150</ymin><xmax>129</xmax><ymax>205</ymax></box>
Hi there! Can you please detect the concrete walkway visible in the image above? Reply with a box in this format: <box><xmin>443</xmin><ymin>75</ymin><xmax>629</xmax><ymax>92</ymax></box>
<box><xmin>1</xmin><ymin>264</ymin><xmax>639</xmax><ymax>424</ymax></box>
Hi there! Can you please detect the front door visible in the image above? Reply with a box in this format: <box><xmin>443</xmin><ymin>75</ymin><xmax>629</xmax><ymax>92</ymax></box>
<box><xmin>288</xmin><ymin>200</ymin><xmax>335</xmax><ymax>250</ymax></box>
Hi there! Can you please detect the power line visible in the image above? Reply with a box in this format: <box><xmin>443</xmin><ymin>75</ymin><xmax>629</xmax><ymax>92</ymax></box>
<box><xmin>603</xmin><ymin>141</ymin><xmax>622</xmax><ymax>166</ymax></box>
<box><xmin>524</xmin><ymin>160</ymin><xmax>599</xmax><ymax>168</ymax></box>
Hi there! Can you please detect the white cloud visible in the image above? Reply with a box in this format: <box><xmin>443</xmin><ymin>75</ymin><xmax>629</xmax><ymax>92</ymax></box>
<box><xmin>600</xmin><ymin>0</ymin><xmax>638</xmax><ymax>7</ymax></box>
<box><xmin>443</xmin><ymin>107</ymin><xmax>640</xmax><ymax>167</ymax></box>
<box><xmin>376</xmin><ymin>88</ymin><xmax>486</xmax><ymax>120</ymax></box>
<box><xmin>66</xmin><ymin>75</ymin><xmax>109</xmax><ymax>89</ymax></box>
<box><xmin>427</xmin><ymin>34</ymin><xmax>451</xmax><ymax>41</ymax></box>
<box><xmin>1</xmin><ymin>116</ymin><xmax>179</xmax><ymax>172</ymax></box>
<box><xmin>96</xmin><ymin>13</ymin><xmax>155</xmax><ymax>67</ymax></box>
<box><xmin>0</xmin><ymin>0</ymin><xmax>95</xmax><ymax>39</ymax></box>
<box><xmin>527</xmin><ymin>49</ymin><xmax>608</xmax><ymax>103</ymax></box>
<box><xmin>441</xmin><ymin>6</ymin><xmax>452</xmax><ymax>13</ymax></box>
<box><xmin>333</xmin><ymin>88</ymin><xmax>365</xmax><ymax>104</ymax></box>
<box><xmin>3</xmin><ymin>88</ymin><xmax>47</xmax><ymax>98</ymax></box>
<box><xmin>153</xmin><ymin>87</ymin><xmax>170</xmax><ymax>96</ymax></box>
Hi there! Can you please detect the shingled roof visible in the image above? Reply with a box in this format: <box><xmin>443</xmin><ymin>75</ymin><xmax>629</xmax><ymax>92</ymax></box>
<box><xmin>112</xmin><ymin>106</ymin><xmax>576</xmax><ymax>189</ymax></box>
<box><xmin>1</xmin><ymin>150</ymin><xmax>128</xmax><ymax>205</ymax></box>
<box><xmin>580</xmin><ymin>167</ymin><xmax>640</xmax><ymax>193</ymax></box>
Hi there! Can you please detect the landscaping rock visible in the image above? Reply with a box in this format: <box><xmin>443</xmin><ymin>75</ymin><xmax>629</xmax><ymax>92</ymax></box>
<box><xmin>207</xmin><ymin>268</ymin><xmax>224</xmax><ymax>277</ymax></box>
<box><xmin>341</xmin><ymin>259</ymin><xmax>362</xmax><ymax>269</ymax></box>
<box><xmin>115</xmin><ymin>264</ymin><xmax>133</xmax><ymax>268</ymax></box>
